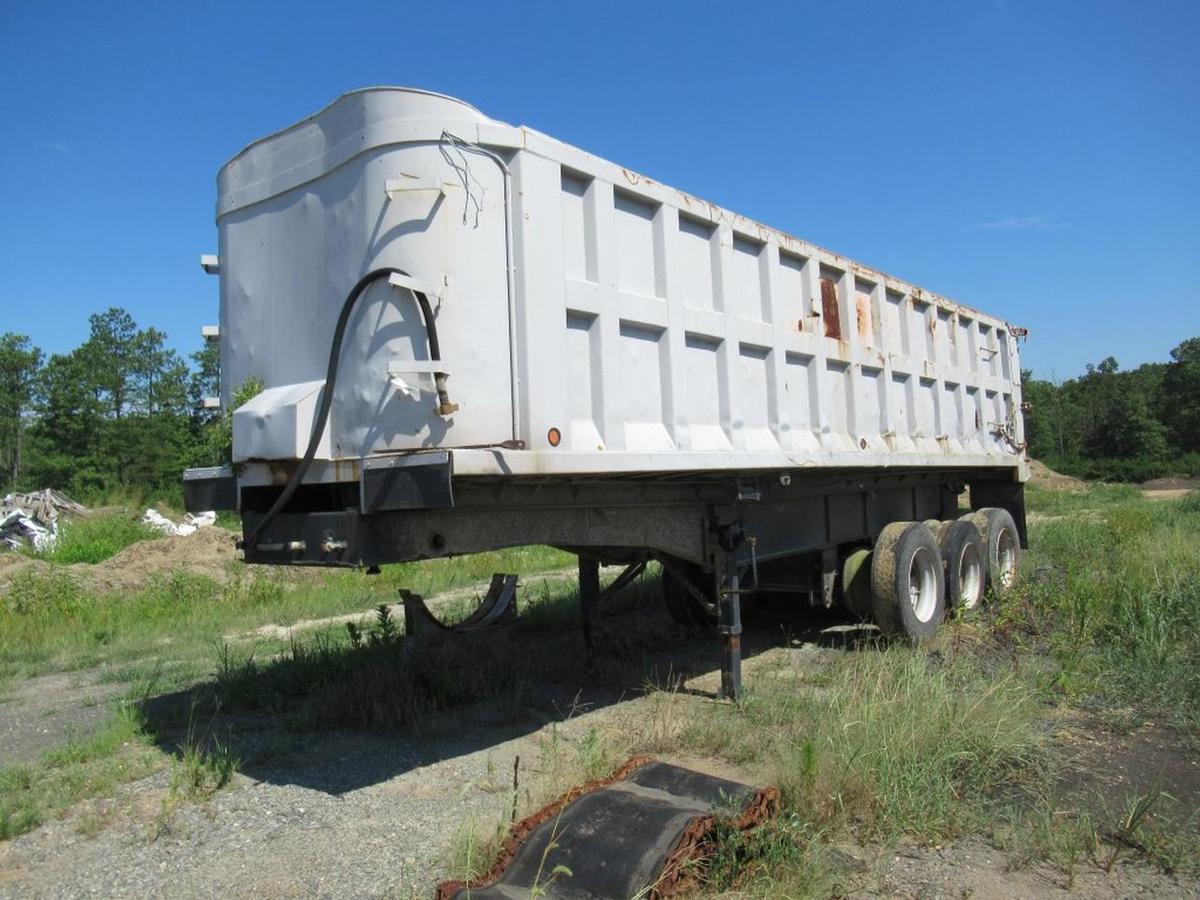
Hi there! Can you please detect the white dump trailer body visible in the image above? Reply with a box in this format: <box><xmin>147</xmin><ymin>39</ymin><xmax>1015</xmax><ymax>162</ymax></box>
<box><xmin>213</xmin><ymin>88</ymin><xmax>1026</xmax><ymax>484</ymax></box>
<box><xmin>190</xmin><ymin>87</ymin><xmax>1031</xmax><ymax>692</ymax></box>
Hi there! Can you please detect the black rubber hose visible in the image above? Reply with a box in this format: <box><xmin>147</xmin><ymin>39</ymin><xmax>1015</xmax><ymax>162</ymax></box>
<box><xmin>245</xmin><ymin>267</ymin><xmax>447</xmax><ymax>550</ymax></box>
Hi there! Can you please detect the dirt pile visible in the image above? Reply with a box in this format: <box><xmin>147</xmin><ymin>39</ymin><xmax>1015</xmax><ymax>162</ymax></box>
<box><xmin>0</xmin><ymin>528</ymin><xmax>242</xmax><ymax>596</ymax></box>
<box><xmin>73</xmin><ymin>527</ymin><xmax>241</xmax><ymax>594</ymax></box>
<box><xmin>1027</xmin><ymin>458</ymin><xmax>1087</xmax><ymax>491</ymax></box>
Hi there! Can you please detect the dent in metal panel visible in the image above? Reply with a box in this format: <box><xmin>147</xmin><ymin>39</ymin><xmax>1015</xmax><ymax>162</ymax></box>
<box><xmin>677</xmin><ymin>214</ymin><xmax>718</xmax><ymax>311</ymax></box>
<box><xmin>737</xmin><ymin>343</ymin><xmax>777</xmax><ymax>451</ymax></box>
<box><xmin>783</xmin><ymin>352</ymin><xmax>817</xmax><ymax>447</ymax></box>
<box><xmin>978</xmin><ymin>324</ymin><xmax>997</xmax><ymax>376</ymax></box>
<box><xmin>683</xmin><ymin>334</ymin><xmax>729</xmax><ymax>451</ymax></box>
<box><xmin>882</xmin><ymin>289</ymin><xmax>906</xmax><ymax>354</ymax></box>
<box><xmin>957</xmin><ymin>315</ymin><xmax>975</xmax><ymax>372</ymax></box>
<box><xmin>561</xmin><ymin>170</ymin><xmax>596</xmax><ymax>282</ymax></box>
<box><xmin>911</xmin><ymin>299</ymin><xmax>932</xmax><ymax>361</ymax></box>
<box><xmin>613</xmin><ymin>190</ymin><xmax>661</xmax><ymax>298</ymax></box>
<box><xmin>826</xmin><ymin>361</ymin><xmax>851</xmax><ymax>437</ymax></box>
<box><xmin>778</xmin><ymin>250</ymin><xmax>808</xmax><ymax>332</ymax></box>
<box><xmin>854</xmin><ymin>278</ymin><xmax>876</xmax><ymax>346</ymax></box>
<box><xmin>934</xmin><ymin>309</ymin><xmax>954</xmax><ymax>366</ymax></box>
<box><xmin>997</xmin><ymin>330</ymin><xmax>1012</xmax><ymax>381</ymax></box>
<box><xmin>861</xmin><ymin>366</ymin><xmax>885</xmax><ymax>438</ymax></box>
<box><xmin>941</xmin><ymin>382</ymin><xmax>961</xmax><ymax>441</ymax></box>
<box><xmin>916</xmin><ymin>377</ymin><xmax>937</xmax><ymax>439</ymax></box>
<box><xmin>731</xmin><ymin>236</ymin><xmax>768</xmax><ymax>322</ymax></box>
<box><xmin>566</xmin><ymin>312</ymin><xmax>605</xmax><ymax>450</ymax></box>
<box><xmin>890</xmin><ymin>372</ymin><xmax>914</xmax><ymax>449</ymax></box>
<box><xmin>618</xmin><ymin>321</ymin><xmax>672</xmax><ymax>451</ymax></box>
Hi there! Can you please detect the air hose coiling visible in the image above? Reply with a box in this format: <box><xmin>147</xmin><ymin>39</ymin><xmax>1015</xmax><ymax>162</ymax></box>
<box><xmin>245</xmin><ymin>267</ymin><xmax>449</xmax><ymax>549</ymax></box>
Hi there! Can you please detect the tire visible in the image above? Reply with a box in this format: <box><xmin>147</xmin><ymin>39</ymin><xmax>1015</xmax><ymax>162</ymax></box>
<box><xmin>963</xmin><ymin>507</ymin><xmax>1021</xmax><ymax>596</ymax></box>
<box><xmin>871</xmin><ymin>521</ymin><xmax>946</xmax><ymax>641</ymax></box>
<box><xmin>938</xmin><ymin>520</ymin><xmax>986</xmax><ymax>610</ymax></box>
<box><xmin>661</xmin><ymin>561</ymin><xmax>717</xmax><ymax>628</ymax></box>
<box><xmin>842</xmin><ymin>548</ymin><xmax>874</xmax><ymax>621</ymax></box>
<box><xmin>923</xmin><ymin>519</ymin><xmax>951</xmax><ymax>543</ymax></box>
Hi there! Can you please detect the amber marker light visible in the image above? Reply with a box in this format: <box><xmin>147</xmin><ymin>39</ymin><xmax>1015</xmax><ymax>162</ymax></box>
<box><xmin>547</xmin><ymin>427</ymin><xmax>562</xmax><ymax>447</ymax></box>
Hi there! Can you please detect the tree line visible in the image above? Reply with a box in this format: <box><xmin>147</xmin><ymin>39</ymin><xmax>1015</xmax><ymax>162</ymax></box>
<box><xmin>1</xmin><ymin>309</ymin><xmax>225</xmax><ymax>500</ymax></box>
<box><xmin>1023</xmin><ymin>337</ymin><xmax>1200</xmax><ymax>482</ymax></box>
<box><xmin>1</xmin><ymin>312</ymin><xmax>1198</xmax><ymax>500</ymax></box>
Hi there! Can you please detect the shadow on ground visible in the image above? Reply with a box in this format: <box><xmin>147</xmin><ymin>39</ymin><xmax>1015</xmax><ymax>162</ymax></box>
<box><xmin>137</xmin><ymin>584</ymin><xmax>874</xmax><ymax>796</ymax></box>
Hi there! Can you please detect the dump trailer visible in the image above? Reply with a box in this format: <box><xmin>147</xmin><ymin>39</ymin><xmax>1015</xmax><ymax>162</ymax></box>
<box><xmin>184</xmin><ymin>87</ymin><xmax>1028</xmax><ymax>697</ymax></box>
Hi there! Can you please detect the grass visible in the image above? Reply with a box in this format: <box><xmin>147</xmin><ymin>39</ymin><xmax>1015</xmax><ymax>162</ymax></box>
<box><xmin>0</xmin><ymin>681</ymin><xmax>244</xmax><ymax>844</ymax></box>
<box><xmin>3</xmin><ymin>488</ymin><xmax>1200</xmax><ymax>891</ymax></box>
<box><xmin>447</xmin><ymin>719</ymin><xmax>629</xmax><ymax>886</ymax></box>
<box><xmin>33</xmin><ymin>515</ymin><xmax>159</xmax><ymax>565</ymax></box>
<box><xmin>208</xmin><ymin>568</ymin><xmax>665</xmax><ymax>731</ymax></box>
<box><xmin>0</xmin><ymin>704</ymin><xmax>161</xmax><ymax>839</ymax></box>
<box><xmin>638</xmin><ymin>647</ymin><xmax>1045</xmax><ymax>891</ymax></box>
<box><xmin>1007</xmin><ymin>486</ymin><xmax>1200</xmax><ymax>725</ymax></box>
<box><xmin>0</xmin><ymin>534</ymin><xmax>575</xmax><ymax>682</ymax></box>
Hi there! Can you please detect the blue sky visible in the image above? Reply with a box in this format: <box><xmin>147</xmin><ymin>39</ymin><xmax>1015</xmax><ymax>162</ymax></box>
<box><xmin>1</xmin><ymin>0</ymin><xmax>1197</xmax><ymax>380</ymax></box>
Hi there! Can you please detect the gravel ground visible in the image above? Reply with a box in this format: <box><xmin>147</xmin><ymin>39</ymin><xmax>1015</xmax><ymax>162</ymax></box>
<box><xmin>850</xmin><ymin>839</ymin><xmax>1199</xmax><ymax>898</ymax></box>
<box><xmin>0</xmin><ymin>671</ymin><xmax>125</xmax><ymax>765</ymax></box>
<box><xmin>2</xmin><ymin>598</ymin><xmax>1198</xmax><ymax>898</ymax></box>
<box><xmin>0</xmin><ymin>694</ymin><xmax>636</xmax><ymax>898</ymax></box>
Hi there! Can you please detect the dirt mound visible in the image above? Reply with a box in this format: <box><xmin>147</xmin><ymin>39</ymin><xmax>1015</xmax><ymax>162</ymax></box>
<box><xmin>0</xmin><ymin>549</ymin><xmax>43</xmax><ymax>585</ymax></box>
<box><xmin>0</xmin><ymin>528</ymin><xmax>247</xmax><ymax>597</ymax></box>
<box><xmin>70</xmin><ymin>527</ymin><xmax>240</xmax><ymax>594</ymax></box>
<box><xmin>1027</xmin><ymin>458</ymin><xmax>1087</xmax><ymax>491</ymax></box>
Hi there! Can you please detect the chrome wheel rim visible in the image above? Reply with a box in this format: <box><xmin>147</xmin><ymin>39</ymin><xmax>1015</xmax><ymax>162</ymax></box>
<box><xmin>908</xmin><ymin>546</ymin><xmax>938</xmax><ymax>623</ymax></box>
<box><xmin>996</xmin><ymin>527</ymin><xmax>1018</xmax><ymax>589</ymax></box>
<box><xmin>958</xmin><ymin>542</ymin><xmax>983</xmax><ymax>609</ymax></box>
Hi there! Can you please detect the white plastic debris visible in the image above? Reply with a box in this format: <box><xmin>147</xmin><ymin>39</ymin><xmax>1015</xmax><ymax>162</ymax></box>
<box><xmin>1</xmin><ymin>509</ymin><xmax>55</xmax><ymax>551</ymax></box>
<box><xmin>140</xmin><ymin>508</ymin><xmax>217</xmax><ymax>537</ymax></box>
<box><xmin>1</xmin><ymin>489</ymin><xmax>85</xmax><ymax>552</ymax></box>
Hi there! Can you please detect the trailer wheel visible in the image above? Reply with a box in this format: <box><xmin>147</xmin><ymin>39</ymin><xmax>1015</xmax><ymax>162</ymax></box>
<box><xmin>938</xmin><ymin>520</ymin><xmax>985</xmax><ymax>610</ymax></box>
<box><xmin>963</xmin><ymin>507</ymin><xmax>1021</xmax><ymax>596</ymax></box>
<box><xmin>661</xmin><ymin>561</ymin><xmax>717</xmax><ymax>629</ymax></box>
<box><xmin>923</xmin><ymin>519</ymin><xmax>950</xmax><ymax>543</ymax></box>
<box><xmin>871</xmin><ymin>521</ymin><xmax>945</xmax><ymax>641</ymax></box>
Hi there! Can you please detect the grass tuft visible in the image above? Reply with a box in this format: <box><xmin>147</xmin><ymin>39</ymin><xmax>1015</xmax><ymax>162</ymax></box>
<box><xmin>35</xmin><ymin>516</ymin><xmax>159</xmax><ymax>565</ymax></box>
<box><xmin>0</xmin><ymin>704</ymin><xmax>161</xmax><ymax>840</ymax></box>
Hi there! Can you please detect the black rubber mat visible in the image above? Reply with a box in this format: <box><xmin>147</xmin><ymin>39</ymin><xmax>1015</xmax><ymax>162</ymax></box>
<box><xmin>437</xmin><ymin>758</ymin><xmax>778</xmax><ymax>899</ymax></box>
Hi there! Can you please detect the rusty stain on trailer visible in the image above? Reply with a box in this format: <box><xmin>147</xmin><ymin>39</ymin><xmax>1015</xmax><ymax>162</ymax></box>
<box><xmin>820</xmin><ymin>277</ymin><xmax>842</xmax><ymax>340</ymax></box>
<box><xmin>855</xmin><ymin>295</ymin><xmax>871</xmax><ymax>343</ymax></box>
<box><xmin>267</xmin><ymin>461</ymin><xmax>298</xmax><ymax>486</ymax></box>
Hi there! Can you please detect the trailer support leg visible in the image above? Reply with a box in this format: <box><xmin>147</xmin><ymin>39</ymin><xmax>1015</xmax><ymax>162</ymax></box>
<box><xmin>578</xmin><ymin>554</ymin><xmax>600</xmax><ymax>656</ymax></box>
<box><xmin>718</xmin><ymin>557</ymin><xmax>743</xmax><ymax>702</ymax></box>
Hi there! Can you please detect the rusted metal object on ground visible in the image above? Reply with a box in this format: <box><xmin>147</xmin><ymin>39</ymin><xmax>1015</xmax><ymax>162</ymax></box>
<box><xmin>401</xmin><ymin>573</ymin><xmax>518</xmax><ymax>638</ymax></box>
<box><xmin>434</xmin><ymin>757</ymin><xmax>780</xmax><ymax>899</ymax></box>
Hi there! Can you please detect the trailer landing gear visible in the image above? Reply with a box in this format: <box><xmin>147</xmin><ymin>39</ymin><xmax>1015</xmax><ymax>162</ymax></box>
<box><xmin>718</xmin><ymin>557</ymin><xmax>743</xmax><ymax>702</ymax></box>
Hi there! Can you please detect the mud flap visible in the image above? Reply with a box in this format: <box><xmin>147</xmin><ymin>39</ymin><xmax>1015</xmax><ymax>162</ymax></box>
<box><xmin>435</xmin><ymin>758</ymin><xmax>779</xmax><ymax>899</ymax></box>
